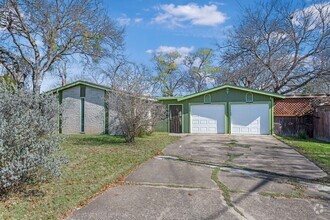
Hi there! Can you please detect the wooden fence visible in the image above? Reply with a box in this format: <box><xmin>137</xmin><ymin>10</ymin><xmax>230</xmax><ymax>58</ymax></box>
<box><xmin>313</xmin><ymin>105</ymin><xmax>330</xmax><ymax>142</ymax></box>
<box><xmin>274</xmin><ymin>116</ymin><xmax>313</xmax><ymax>137</ymax></box>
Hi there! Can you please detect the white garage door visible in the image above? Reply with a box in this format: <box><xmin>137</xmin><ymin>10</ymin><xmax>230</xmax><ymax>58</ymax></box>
<box><xmin>190</xmin><ymin>105</ymin><xmax>225</xmax><ymax>134</ymax></box>
<box><xmin>231</xmin><ymin>104</ymin><xmax>269</xmax><ymax>135</ymax></box>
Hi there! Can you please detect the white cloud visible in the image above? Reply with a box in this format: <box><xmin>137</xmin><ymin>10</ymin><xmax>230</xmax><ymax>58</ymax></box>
<box><xmin>208</xmin><ymin>1</ymin><xmax>225</xmax><ymax>6</ymax></box>
<box><xmin>155</xmin><ymin>46</ymin><xmax>194</xmax><ymax>56</ymax></box>
<box><xmin>134</xmin><ymin>18</ymin><xmax>143</xmax><ymax>23</ymax></box>
<box><xmin>147</xmin><ymin>46</ymin><xmax>194</xmax><ymax>64</ymax></box>
<box><xmin>293</xmin><ymin>2</ymin><xmax>330</xmax><ymax>29</ymax></box>
<box><xmin>117</xmin><ymin>15</ymin><xmax>144</xmax><ymax>26</ymax></box>
<box><xmin>153</xmin><ymin>3</ymin><xmax>227</xmax><ymax>27</ymax></box>
<box><xmin>117</xmin><ymin>14</ymin><xmax>131</xmax><ymax>26</ymax></box>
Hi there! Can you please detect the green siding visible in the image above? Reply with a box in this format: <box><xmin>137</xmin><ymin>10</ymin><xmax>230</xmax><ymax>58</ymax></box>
<box><xmin>160</xmin><ymin>87</ymin><xmax>277</xmax><ymax>134</ymax></box>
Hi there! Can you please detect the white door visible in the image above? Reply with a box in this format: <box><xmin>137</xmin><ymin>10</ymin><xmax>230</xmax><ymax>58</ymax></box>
<box><xmin>231</xmin><ymin>104</ymin><xmax>269</xmax><ymax>135</ymax></box>
<box><xmin>190</xmin><ymin>105</ymin><xmax>225</xmax><ymax>134</ymax></box>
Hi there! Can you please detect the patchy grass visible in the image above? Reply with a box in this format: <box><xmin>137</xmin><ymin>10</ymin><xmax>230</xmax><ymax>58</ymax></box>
<box><xmin>0</xmin><ymin>133</ymin><xmax>179</xmax><ymax>220</ymax></box>
<box><xmin>258</xmin><ymin>187</ymin><xmax>305</xmax><ymax>199</ymax></box>
<box><xmin>225</xmin><ymin>140</ymin><xmax>251</xmax><ymax>150</ymax></box>
<box><xmin>225</xmin><ymin>152</ymin><xmax>244</xmax><ymax>164</ymax></box>
<box><xmin>211</xmin><ymin>168</ymin><xmax>244</xmax><ymax>217</ymax></box>
<box><xmin>276</xmin><ymin>136</ymin><xmax>330</xmax><ymax>175</ymax></box>
<box><xmin>211</xmin><ymin>168</ymin><xmax>232</xmax><ymax>207</ymax></box>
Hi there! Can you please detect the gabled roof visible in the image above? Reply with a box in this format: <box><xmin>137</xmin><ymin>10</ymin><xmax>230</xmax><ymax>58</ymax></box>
<box><xmin>158</xmin><ymin>84</ymin><xmax>285</xmax><ymax>101</ymax></box>
<box><xmin>47</xmin><ymin>80</ymin><xmax>156</xmax><ymax>101</ymax></box>
<box><xmin>48</xmin><ymin>80</ymin><xmax>112</xmax><ymax>93</ymax></box>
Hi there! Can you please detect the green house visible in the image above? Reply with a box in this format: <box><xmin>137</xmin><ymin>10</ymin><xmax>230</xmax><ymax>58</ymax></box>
<box><xmin>158</xmin><ymin>85</ymin><xmax>285</xmax><ymax>135</ymax></box>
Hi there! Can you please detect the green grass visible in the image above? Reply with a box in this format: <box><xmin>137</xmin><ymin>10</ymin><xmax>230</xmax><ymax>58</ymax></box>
<box><xmin>276</xmin><ymin>136</ymin><xmax>330</xmax><ymax>175</ymax></box>
<box><xmin>0</xmin><ymin>132</ymin><xmax>179</xmax><ymax>220</ymax></box>
<box><xmin>258</xmin><ymin>189</ymin><xmax>305</xmax><ymax>199</ymax></box>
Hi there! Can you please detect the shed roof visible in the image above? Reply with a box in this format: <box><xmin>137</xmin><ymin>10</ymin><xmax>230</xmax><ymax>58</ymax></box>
<box><xmin>47</xmin><ymin>80</ymin><xmax>156</xmax><ymax>101</ymax></box>
<box><xmin>158</xmin><ymin>84</ymin><xmax>285</xmax><ymax>101</ymax></box>
<box><xmin>48</xmin><ymin>80</ymin><xmax>113</xmax><ymax>93</ymax></box>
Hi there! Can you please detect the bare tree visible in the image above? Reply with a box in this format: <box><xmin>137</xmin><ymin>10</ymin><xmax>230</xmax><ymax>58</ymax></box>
<box><xmin>218</xmin><ymin>0</ymin><xmax>330</xmax><ymax>94</ymax></box>
<box><xmin>183</xmin><ymin>48</ymin><xmax>220</xmax><ymax>93</ymax></box>
<box><xmin>0</xmin><ymin>0</ymin><xmax>123</xmax><ymax>93</ymax></box>
<box><xmin>99</xmin><ymin>57</ymin><xmax>127</xmax><ymax>87</ymax></box>
<box><xmin>152</xmin><ymin>52</ymin><xmax>184</xmax><ymax>96</ymax></box>
<box><xmin>109</xmin><ymin>62</ymin><xmax>165</xmax><ymax>143</ymax></box>
<box><xmin>56</xmin><ymin>59</ymin><xmax>69</xmax><ymax>86</ymax></box>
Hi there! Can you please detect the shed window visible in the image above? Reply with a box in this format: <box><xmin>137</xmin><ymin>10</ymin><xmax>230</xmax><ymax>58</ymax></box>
<box><xmin>246</xmin><ymin>92</ymin><xmax>253</xmax><ymax>103</ymax></box>
<box><xmin>204</xmin><ymin>94</ymin><xmax>211</xmax><ymax>103</ymax></box>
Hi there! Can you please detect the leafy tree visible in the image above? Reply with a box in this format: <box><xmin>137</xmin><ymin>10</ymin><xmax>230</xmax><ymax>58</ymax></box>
<box><xmin>152</xmin><ymin>52</ymin><xmax>184</xmax><ymax>96</ymax></box>
<box><xmin>0</xmin><ymin>0</ymin><xmax>123</xmax><ymax>93</ymax></box>
<box><xmin>183</xmin><ymin>48</ymin><xmax>219</xmax><ymax>93</ymax></box>
<box><xmin>218</xmin><ymin>0</ymin><xmax>330</xmax><ymax>94</ymax></box>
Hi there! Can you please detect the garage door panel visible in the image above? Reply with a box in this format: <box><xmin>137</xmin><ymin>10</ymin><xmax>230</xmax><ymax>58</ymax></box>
<box><xmin>231</xmin><ymin>104</ymin><xmax>269</xmax><ymax>135</ymax></box>
<box><xmin>192</xmin><ymin>128</ymin><xmax>199</xmax><ymax>132</ymax></box>
<box><xmin>190</xmin><ymin>105</ymin><xmax>225</xmax><ymax>134</ymax></box>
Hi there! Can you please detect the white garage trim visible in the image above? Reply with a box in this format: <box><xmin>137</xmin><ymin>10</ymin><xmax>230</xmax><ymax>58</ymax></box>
<box><xmin>230</xmin><ymin>102</ymin><xmax>271</xmax><ymax>135</ymax></box>
<box><xmin>189</xmin><ymin>103</ymin><xmax>226</xmax><ymax>134</ymax></box>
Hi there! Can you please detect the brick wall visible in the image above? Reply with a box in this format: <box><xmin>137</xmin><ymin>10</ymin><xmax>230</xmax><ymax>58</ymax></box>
<box><xmin>107</xmin><ymin>92</ymin><xmax>122</xmax><ymax>135</ymax></box>
<box><xmin>62</xmin><ymin>86</ymin><xmax>81</xmax><ymax>134</ymax></box>
<box><xmin>61</xmin><ymin>85</ymin><xmax>106</xmax><ymax>134</ymax></box>
<box><xmin>84</xmin><ymin>86</ymin><xmax>105</xmax><ymax>134</ymax></box>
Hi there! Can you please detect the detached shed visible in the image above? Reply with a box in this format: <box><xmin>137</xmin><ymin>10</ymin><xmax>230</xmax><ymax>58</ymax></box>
<box><xmin>158</xmin><ymin>85</ymin><xmax>285</xmax><ymax>135</ymax></box>
<box><xmin>49</xmin><ymin>81</ymin><xmax>121</xmax><ymax>135</ymax></box>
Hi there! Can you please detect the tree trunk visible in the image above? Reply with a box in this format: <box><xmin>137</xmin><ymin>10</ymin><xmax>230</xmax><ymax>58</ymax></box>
<box><xmin>32</xmin><ymin>71</ymin><xmax>43</xmax><ymax>94</ymax></box>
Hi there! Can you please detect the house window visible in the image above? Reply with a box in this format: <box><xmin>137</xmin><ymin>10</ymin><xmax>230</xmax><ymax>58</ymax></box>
<box><xmin>246</xmin><ymin>92</ymin><xmax>253</xmax><ymax>103</ymax></box>
<box><xmin>80</xmin><ymin>98</ymin><xmax>85</xmax><ymax>133</ymax></box>
<box><xmin>204</xmin><ymin>94</ymin><xmax>211</xmax><ymax>103</ymax></box>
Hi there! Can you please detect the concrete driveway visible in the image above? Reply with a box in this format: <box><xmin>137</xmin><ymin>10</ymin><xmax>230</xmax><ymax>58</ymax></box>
<box><xmin>69</xmin><ymin>135</ymin><xmax>329</xmax><ymax>220</ymax></box>
<box><xmin>164</xmin><ymin>135</ymin><xmax>327</xmax><ymax>179</ymax></box>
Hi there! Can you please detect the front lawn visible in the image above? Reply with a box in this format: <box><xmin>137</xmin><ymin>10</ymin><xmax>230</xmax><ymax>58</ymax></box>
<box><xmin>0</xmin><ymin>132</ymin><xmax>179</xmax><ymax>220</ymax></box>
<box><xmin>276</xmin><ymin>136</ymin><xmax>330</xmax><ymax>176</ymax></box>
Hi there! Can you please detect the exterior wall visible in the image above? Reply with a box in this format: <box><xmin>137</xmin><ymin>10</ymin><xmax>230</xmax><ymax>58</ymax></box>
<box><xmin>61</xmin><ymin>85</ymin><xmax>105</xmax><ymax>134</ymax></box>
<box><xmin>84</xmin><ymin>86</ymin><xmax>105</xmax><ymax>134</ymax></box>
<box><xmin>160</xmin><ymin>88</ymin><xmax>274</xmax><ymax>134</ymax></box>
<box><xmin>62</xmin><ymin>86</ymin><xmax>81</xmax><ymax>134</ymax></box>
<box><xmin>107</xmin><ymin>92</ymin><xmax>122</xmax><ymax>135</ymax></box>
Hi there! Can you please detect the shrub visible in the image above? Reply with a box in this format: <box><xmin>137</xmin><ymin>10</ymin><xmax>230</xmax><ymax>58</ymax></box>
<box><xmin>108</xmin><ymin>62</ymin><xmax>166</xmax><ymax>143</ymax></box>
<box><xmin>298</xmin><ymin>133</ymin><xmax>308</xmax><ymax>140</ymax></box>
<box><xmin>0</xmin><ymin>83</ymin><xmax>64</xmax><ymax>194</ymax></box>
<box><xmin>112</xmin><ymin>92</ymin><xmax>165</xmax><ymax>143</ymax></box>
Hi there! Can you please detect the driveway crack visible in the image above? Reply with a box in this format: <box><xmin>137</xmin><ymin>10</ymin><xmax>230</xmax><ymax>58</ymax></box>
<box><xmin>156</xmin><ymin>156</ymin><xmax>330</xmax><ymax>193</ymax></box>
<box><xmin>124</xmin><ymin>181</ymin><xmax>216</xmax><ymax>190</ymax></box>
<box><xmin>211</xmin><ymin>168</ymin><xmax>246</xmax><ymax>218</ymax></box>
